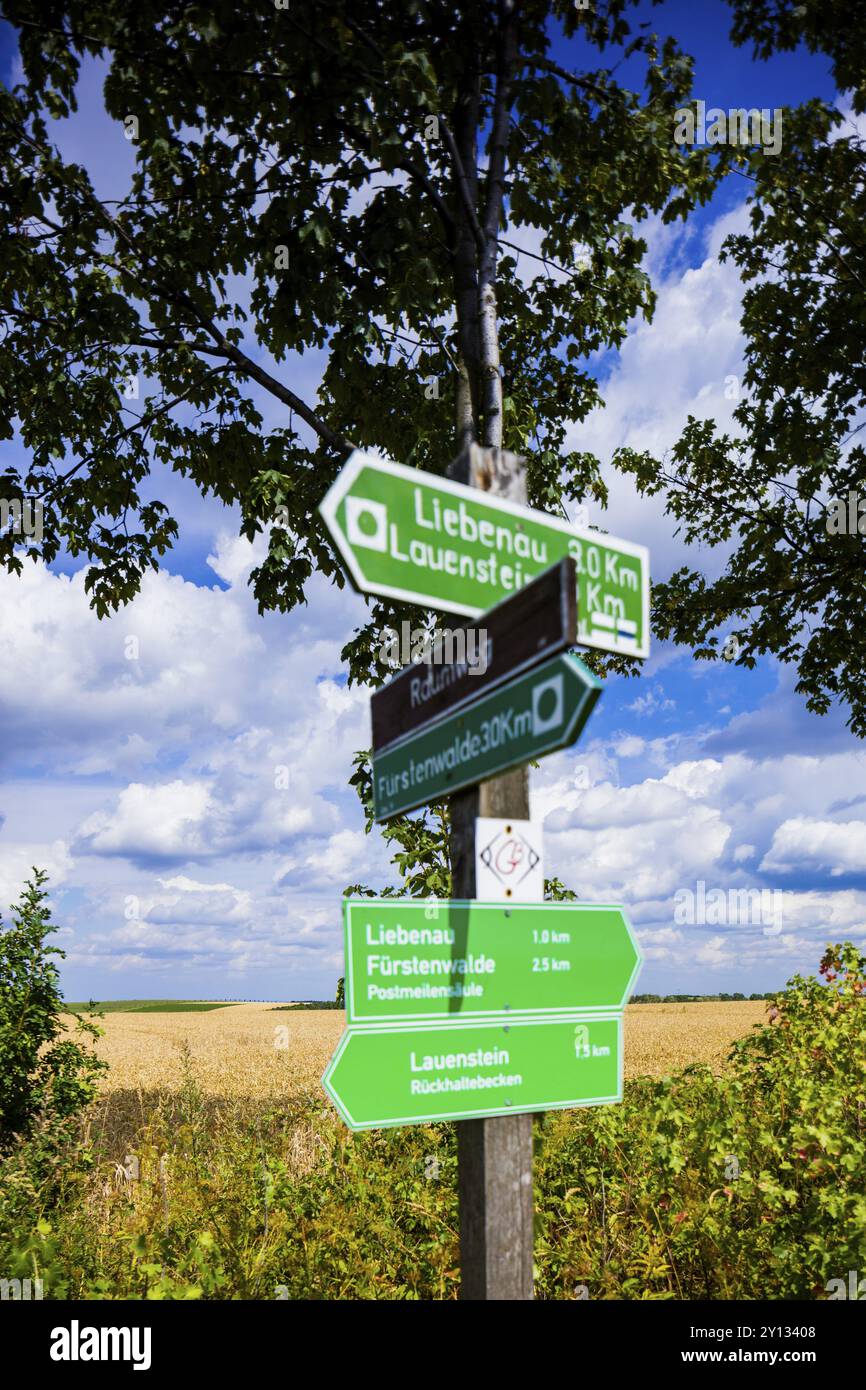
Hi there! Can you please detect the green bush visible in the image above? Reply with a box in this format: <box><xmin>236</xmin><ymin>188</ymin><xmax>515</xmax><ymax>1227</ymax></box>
<box><xmin>0</xmin><ymin>869</ymin><xmax>106</xmax><ymax>1148</ymax></box>
<box><xmin>0</xmin><ymin>869</ymin><xmax>107</xmax><ymax>1286</ymax></box>
<box><xmin>535</xmin><ymin>942</ymin><xmax>866</xmax><ymax>1299</ymax></box>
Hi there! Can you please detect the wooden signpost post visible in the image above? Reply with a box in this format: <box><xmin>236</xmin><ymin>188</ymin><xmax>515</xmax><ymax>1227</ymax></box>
<box><xmin>449</xmin><ymin>444</ymin><xmax>543</xmax><ymax>1301</ymax></box>
<box><xmin>319</xmin><ymin>442</ymin><xmax>650</xmax><ymax>1301</ymax></box>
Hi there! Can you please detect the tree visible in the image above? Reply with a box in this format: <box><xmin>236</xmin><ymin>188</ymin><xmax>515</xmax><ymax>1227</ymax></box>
<box><xmin>615</xmin><ymin>0</ymin><xmax>866</xmax><ymax>734</ymax></box>
<box><xmin>0</xmin><ymin>1</ymin><xmax>714</xmax><ymax>629</ymax></box>
<box><xmin>0</xmin><ymin>0</ymin><xmax>718</xmax><ymax>889</ymax></box>
<box><xmin>0</xmin><ymin>870</ymin><xmax>105</xmax><ymax>1149</ymax></box>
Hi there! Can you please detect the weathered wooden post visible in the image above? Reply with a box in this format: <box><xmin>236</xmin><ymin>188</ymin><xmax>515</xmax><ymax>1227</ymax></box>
<box><xmin>448</xmin><ymin>441</ymin><xmax>534</xmax><ymax>1301</ymax></box>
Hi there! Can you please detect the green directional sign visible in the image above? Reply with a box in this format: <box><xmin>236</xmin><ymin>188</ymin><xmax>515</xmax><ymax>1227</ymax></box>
<box><xmin>373</xmin><ymin>651</ymin><xmax>601</xmax><ymax>820</ymax></box>
<box><xmin>319</xmin><ymin>451</ymin><xmax>650</xmax><ymax>658</ymax></box>
<box><xmin>344</xmin><ymin>899</ymin><xmax>642</xmax><ymax>1024</ymax></box>
<box><xmin>322</xmin><ymin>1014</ymin><xmax>622</xmax><ymax>1130</ymax></box>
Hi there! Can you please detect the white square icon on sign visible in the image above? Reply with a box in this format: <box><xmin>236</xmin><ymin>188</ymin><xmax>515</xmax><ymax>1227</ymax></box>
<box><xmin>531</xmin><ymin>673</ymin><xmax>564</xmax><ymax>735</ymax></box>
<box><xmin>345</xmin><ymin>496</ymin><xmax>388</xmax><ymax>552</ymax></box>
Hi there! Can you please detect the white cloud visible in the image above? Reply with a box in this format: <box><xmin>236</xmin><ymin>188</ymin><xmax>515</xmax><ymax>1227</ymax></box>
<box><xmin>762</xmin><ymin>817</ymin><xmax>866</xmax><ymax>877</ymax></box>
<box><xmin>78</xmin><ymin>781</ymin><xmax>213</xmax><ymax>859</ymax></box>
<box><xmin>295</xmin><ymin>830</ymin><xmax>374</xmax><ymax>884</ymax></box>
<box><xmin>564</xmin><ymin>202</ymin><xmax>752</xmax><ymax>579</ymax></box>
<box><xmin>0</xmin><ymin>841</ymin><xmax>74</xmax><ymax>906</ymax></box>
<box><xmin>206</xmin><ymin>530</ymin><xmax>269</xmax><ymax>586</ymax></box>
<box><xmin>614</xmin><ymin>734</ymin><xmax>645</xmax><ymax>758</ymax></box>
<box><xmin>695</xmin><ymin>934</ymin><xmax>732</xmax><ymax>967</ymax></box>
<box><xmin>627</xmin><ymin>685</ymin><xmax>676</xmax><ymax>717</ymax></box>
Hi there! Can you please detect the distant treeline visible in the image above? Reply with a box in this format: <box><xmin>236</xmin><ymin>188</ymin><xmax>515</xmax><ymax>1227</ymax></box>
<box><xmin>271</xmin><ymin>1001</ymin><xmax>342</xmax><ymax>1011</ymax></box>
<box><xmin>630</xmin><ymin>992</ymin><xmax>772</xmax><ymax>1003</ymax></box>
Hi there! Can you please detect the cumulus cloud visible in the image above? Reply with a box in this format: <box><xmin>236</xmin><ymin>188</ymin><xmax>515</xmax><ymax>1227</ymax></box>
<box><xmin>78</xmin><ymin>781</ymin><xmax>214</xmax><ymax>861</ymax></box>
<box><xmin>533</xmin><ymin>725</ymin><xmax>866</xmax><ymax>992</ymax></box>
<box><xmin>627</xmin><ymin>686</ymin><xmax>676</xmax><ymax>717</ymax></box>
<box><xmin>276</xmin><ymin>829</ymin><xmax>384</xmax><ymax>890</ymax></box>
<box><xmin>761</xmin><ymin>818</ymin><xmax>866</xmax><ymax>877</ymax></box>
<box><xmin>0</xmin><ymin>841</ymin><xmax>74</xmax><ymax>906</ymax></box>
<box><xmin>563</xmin><ymin>203</ymin><xmax>752</xmax><ymax>577</ymax></box>
<box><xmin>0</xmin><ymin>544</ymin><xmax>379</xmax><ymax>993</ymax></box>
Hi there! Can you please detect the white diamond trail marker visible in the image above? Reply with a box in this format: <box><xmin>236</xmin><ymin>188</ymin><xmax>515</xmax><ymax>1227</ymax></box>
<box><xmin>475</xmin><ymin>817</ymin><xmax>544</xmax><ymax>902</ymax></box>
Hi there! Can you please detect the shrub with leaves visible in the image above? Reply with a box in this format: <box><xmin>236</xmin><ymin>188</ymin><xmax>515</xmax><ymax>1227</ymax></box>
<box><xmin>0</xmin><ymin>869</ymin><xmax>106</xmax><ymax>1149</ymax></box>
<box><xmin>535</xmin><ymin>942</ymin><xmax>866</xmax><ymax>1299</ymax></box>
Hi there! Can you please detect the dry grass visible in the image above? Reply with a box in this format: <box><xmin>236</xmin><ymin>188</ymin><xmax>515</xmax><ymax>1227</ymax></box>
<box><xmin>83</xmin><ymin>998</ymin><xmax>768</xmax><ymax>1102</ymax></box>
<box><xmin>625</xmin><ymin>1000</ymin><xmax>766</xmax><ymax>1076</ymax></box>
<box><xmin>77</xmin><ymin>1003</ymin><xmax>345</xmax><ymax>1176</ymax></box>
<box><xmin>86</xmin><ymin>1002</ymin><xmax>341</xmax><ymax>1100</ymax></box>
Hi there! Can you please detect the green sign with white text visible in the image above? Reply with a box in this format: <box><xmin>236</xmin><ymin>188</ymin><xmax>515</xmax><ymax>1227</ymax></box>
<box><xmin>319</xmin><ymin>452</ymin><xmax>650</xmax><ymax>658</ymax></box>
<box><xmin>322</xmin><ymin>1014</ymin><xmax>623</xmax><ymax>1130</ymax></box>
<box><xmin>373</xmin><ymin>651</ymin><xmax>601</xmax><ymax>820</ymax></box>
<box><xmin>344</xmin><ymin>899</ymin><xmax>643</xmax><ymax>1024</ymax></box>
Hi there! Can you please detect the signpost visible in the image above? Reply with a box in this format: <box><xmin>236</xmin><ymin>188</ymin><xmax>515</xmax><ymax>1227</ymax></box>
<box><xmin>372</xmin><ymin>650</ymin><xmax>602</xmax><ymax>820</ymax></box>
<box><xmin>320</xmin><ymin>441</ymin><xmax>650</xmax><ymax>1300</ymax></box>
<box><xmin>371</xmin><ymin>557</ymin><xmax>577</xmax><ymax>753</ymax></box>
<box><xmin>322</xmin><ymin>1014</ymin><xmax>623</xmax><ymax>1131</ymax></box>
<box><xmin>319</xmin><ymin>450</ymin><xmax>650</xmax><ymax>658</ymax></box>
<box><xmin>343</xmin><ymin>898</ymin><xmax>642</xmax><ymax>1024</ymax></box>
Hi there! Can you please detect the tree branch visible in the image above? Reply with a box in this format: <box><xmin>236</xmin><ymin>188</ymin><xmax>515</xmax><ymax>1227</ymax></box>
<box><xmin>397</xmin><ymin>156</ymin><xmax>457</xmax><ymax>248</ymax></box>
<box><xmin>0</xmin><ymin>112</ymin><xmax>355</xmax><ymax>456</ymax></box>
<box><xmin>450</xmin><ymin>54</ymin><xmax>483</xmax><ymax>451</ymax></box>
<box><xmin>440</xmin><ymin>117</ymin><xmax>485</xmax><ymax>253</ymax></box>
<box><xmin>524</xmin><ymin>56</ymin><xmax>611</xmax><ymax>102</ymax></box>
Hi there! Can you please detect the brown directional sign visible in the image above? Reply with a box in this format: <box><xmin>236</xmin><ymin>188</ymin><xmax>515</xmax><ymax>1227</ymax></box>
<box><xmin>371</xmin><ymin>557</ymin><xmax>577</xmax><ymax>754</ymax></box>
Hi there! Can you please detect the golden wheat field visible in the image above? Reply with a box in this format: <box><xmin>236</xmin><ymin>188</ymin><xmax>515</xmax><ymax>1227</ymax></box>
<box><xmin>82</xmin><ymin>999</ymin><xmax>768</xmax><ymax>1102</ymax></box>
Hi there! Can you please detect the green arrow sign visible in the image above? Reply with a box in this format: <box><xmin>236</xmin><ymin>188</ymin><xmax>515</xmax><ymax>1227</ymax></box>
<box><xmin>344</xmin><ymin>899</ymin><xmax>643</xmax><ymax>1024</ymax></box>
<box><xmin>322</xmin><ymin>1014</ymin><xmax>622</xmax><ymax>1130</ymax></box>
<box><xmin>373</xmin><ymin>651</ymin><xmax>601</xmax><ymax>820</ymax></box>
<box><xmin>319</xmin><ymin>452</ymin><xmax>650</xmax><ymax>658</ymax></box>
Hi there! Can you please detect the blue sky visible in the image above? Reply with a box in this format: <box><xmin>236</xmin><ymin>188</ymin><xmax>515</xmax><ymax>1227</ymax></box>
<box><xmin>2</xmin><ymin>2</ymin><xmax>864</xmax><ymax>1002</ymax></box>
